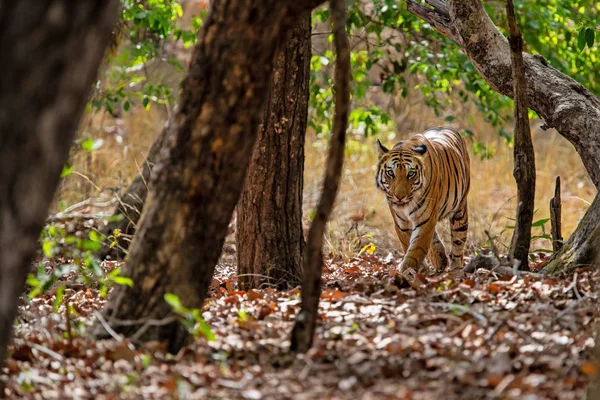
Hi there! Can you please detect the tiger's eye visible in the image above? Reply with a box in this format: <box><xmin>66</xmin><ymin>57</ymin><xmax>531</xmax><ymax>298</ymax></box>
<box><xmin>407</xmin><ymin>170</ymin><xmax>416</xmax><ymax>179</ymax></box>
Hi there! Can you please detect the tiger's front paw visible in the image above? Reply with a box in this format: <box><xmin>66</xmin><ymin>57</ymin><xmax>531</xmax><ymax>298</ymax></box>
<box><xmin>399</xmin><ymin>257</ymin><xmax>419</xmax><ymax>274</ymax></box>
<box><xmin>449</xmin><ymin>256</ymin><xmax>464</xmax><ymax>270</ymax></box>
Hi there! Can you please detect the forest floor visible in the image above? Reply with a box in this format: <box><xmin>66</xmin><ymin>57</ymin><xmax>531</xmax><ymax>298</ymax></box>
<box><xmin>2</xmin><ymin>251</ymin><xmax>600</xmax><ymax>399</ymax></box>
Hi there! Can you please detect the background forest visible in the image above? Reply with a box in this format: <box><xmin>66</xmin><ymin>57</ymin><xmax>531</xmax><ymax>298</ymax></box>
<box><xmin>57</xmin><ymin>0</ymin><xmax>595</xmax><ymax>257</ymax></box>
<box><xmin>2</xmin><ymin>0</ymin><xmax>600</xmax><ymax>398</ymax></box>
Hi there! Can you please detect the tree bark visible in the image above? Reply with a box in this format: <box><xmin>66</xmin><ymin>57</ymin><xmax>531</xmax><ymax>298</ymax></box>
<box><xmin>506</xmin><ymin>0</ymin><xmax>535</xmax><ymax>270</ymax></box>
<box><xmin>95</xmin><ymin>0</ymin><xmax>325</xmax><ymax>354</ymax></box>
<box><xmin>406</xmin><ymin>0</ymin><xmax>600</xmax><ymax>273</ymax></box>
<box><xmin>236</xmin><ymin>16</ymin><xmax>311</xmax><ymax>291</ymax></box>
<box><xmin>0</xmin><ymin>0</ymin><xmax>118</xmax><ymax>369</ymax></box>
<box><xmin>290</xmin><ymin>0</ymin><xmax>350</xmax><ymax>354</ymax></box>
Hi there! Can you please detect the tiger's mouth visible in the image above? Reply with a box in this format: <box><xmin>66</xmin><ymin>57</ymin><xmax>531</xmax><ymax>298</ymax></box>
<box><xmin>389</xmin><ymin>196</ymin><xmax>412</xmax><ymax>206</ymax></box>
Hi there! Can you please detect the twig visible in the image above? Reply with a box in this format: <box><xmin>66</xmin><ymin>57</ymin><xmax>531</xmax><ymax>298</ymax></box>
<box><xmin>552</xmin><ymin>293</ymin><xmax>592</xmax><ymax>322</ymax></box>
<box><xmin>46</xmin><ymin>212</ymin><xmax>112</xmax><ymax>223</ymax></box>
<box><xmin>130</xmin><ymin>315</ymin><xmax>178</xmax><ymax>343</ymax></box>
<box><xmin>29</xmin><ymin>342</ymin><xmax>64</xmax><ymax>362</ymax></box>
<box><xmin>563</xmin><ymin>272</ymin><xmax>581</xmax><ymax>299</ymax></box>
<box><xmin>64</xmin><ymin>298</ymin><xmax>73</xmax><ymax>347</ymax></box>
<box><xmin>485</xmin><ymin>230</ymin><xmax>501</xmax><ymax>261</ymax></box>
<box><xmin>486</xmin><ymin>320</ymin><xmax>506</xmax><ymax>341</ymax></box>
<box><xmin>94</xmin><ymin>311</ymin><xmax>124</xmax><ymax>342</ymax></box>
<box><xmin>429</xmin><ymin>302</ymin><xmax>488</xmax><ymax>326</ymax></box>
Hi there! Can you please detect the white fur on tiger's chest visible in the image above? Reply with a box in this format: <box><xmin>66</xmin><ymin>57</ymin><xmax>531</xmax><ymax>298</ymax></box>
<box><xmin>390</xmin><ymin>204</ymin><xmax>414</xmax><ymax>230</ymax></box>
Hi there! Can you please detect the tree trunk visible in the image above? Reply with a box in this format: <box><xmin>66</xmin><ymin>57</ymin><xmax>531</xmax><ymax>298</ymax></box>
<box><xmin>406</xmin><ymin>0</ymin><xmax>600</xmax><ymax>273</ymax></box>
<box><xmin>0</xmin><ymin>0</ymin><xmax>118</xmax><ymax>369</ymax></box>
<box><xmin>99</xmin><ymin>123</ymin><xmax>170</xmax><ymax>259</ymax></box>
<box><xmin>95</xmin><ymin>0</ymin><xmax>324</xmax><ymax>354</ymax></box>
<box><xmin>236</xmin><ymin>16</ymin><xmax>311</xmax><ymax>291</ymax></box>
<box><xmin>506</xmin><ymin>0</ymin><xmax>535</xmax><ymax>270</ymax></box>
<box><xmin>290</xmin><ymin>0</ymin><xmax>350</xmax><ymax>354</ymax></box>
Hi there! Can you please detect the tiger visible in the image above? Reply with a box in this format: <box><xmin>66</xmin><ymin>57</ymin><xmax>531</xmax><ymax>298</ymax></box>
<box><xmin>375</xmin><ymin>127</ymin><xmax>470</xmax><ymax>274</ymax></box>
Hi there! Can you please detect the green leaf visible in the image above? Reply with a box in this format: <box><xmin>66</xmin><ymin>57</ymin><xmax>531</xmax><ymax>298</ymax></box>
<box><xmin>111</xmin><ymin>275</ymin><xmax>134</xmax><ymax>287</ymax></box>
<box><xmin>531</xmin><ymin>218</ymin><xmax>551</xmax><ymax>228</ymax></box>
<box><xmin>123</xmin><ymin>101</ymin><xmax>131</xmax><ymax>111</ymax></box>
<box><xmin>60</xmin><ymin>165</ymin><xmax>73</xmax><ymax>178</ymax></box>
<box><xmin>578</xmin><ymin>28</ymin><xmax>587</xmax><ymax>50</ymax></box>
<box><xmin>53</xmin><ymin>285</ymin><xmax>65</xmax><ymax>312</ymax></box>
<box><xmin>586</xmin><ymin>27</ymin><xmax>595</xmax><ymax>48</ymax></box>
<box><xmin>164</xmin><ymin>293</ymin><xmax>182</xmax><ymax>309</ymax></box>
<box><xmin>81</xmin><ymin>138</ymin><xmax>104</xmax><ymax>153</ymax></box>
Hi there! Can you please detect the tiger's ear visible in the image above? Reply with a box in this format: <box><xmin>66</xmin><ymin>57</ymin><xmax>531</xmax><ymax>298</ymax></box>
<box><xmin>412</xmin><ymin>144</ymin><xmax>427</xmax><ymax>155</ymax></box>
<box><xmin>376</xmin><ymin>139</ymin><xmax>389</xmax><ymax>157</ymax></box>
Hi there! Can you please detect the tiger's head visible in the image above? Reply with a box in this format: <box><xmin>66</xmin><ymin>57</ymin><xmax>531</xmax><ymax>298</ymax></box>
<box><xmin>375</xmin><ymin>136</ymin><xmax>429</xmax><ymax>207</ymax></box>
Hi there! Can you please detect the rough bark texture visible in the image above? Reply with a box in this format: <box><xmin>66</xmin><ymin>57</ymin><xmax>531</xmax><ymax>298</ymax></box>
<box><xmin>406</xmin><ymin>0</ymin><xmax>600</xmax><ymax>273</ymax></box>
<box><xmin>0</xmin><ymin>0</ymin><xmax>118</xmax><ymax>368</ymax></box>
<box><xmin>290</xmin><ymin>0</ymin><xmax>350</xmax><ymax>354</ymax></box>
<box><xmin>506</xmin><ymin>0</ymin><xmax>535</xmax><ymax>270</ymax></box>
<box><xmin>96</xmin><ymin>0</ymin><xmax>325</xmax><ymax>354</ymax></box>
<box><xmin>99</xmin><ymin>122</ymin><xmax>170</xmax><ymax>259</ymax></box>
<box><xmin>545</xmin><ymin>194</ymin><xmax>600</xmax><ymax>274</ymax></box>
<box><xmin>236</xmin><ymin>16</ymin><xmax>311</xmax><ymax>291</ymax></box>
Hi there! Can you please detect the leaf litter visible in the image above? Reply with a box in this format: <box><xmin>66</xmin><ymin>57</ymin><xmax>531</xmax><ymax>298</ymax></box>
<box><xmin>2</xmin><ymin>253</ymin><xmax>600</xmax><ymax>399</ymax></box>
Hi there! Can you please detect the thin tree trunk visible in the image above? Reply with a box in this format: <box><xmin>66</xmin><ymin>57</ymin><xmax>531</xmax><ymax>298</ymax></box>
<box><xmin>406</xmin><ymin>0</ymin><xmax>600</xmax><ymax>274</ymax></box>
<box><xmin>236</xmin><ymin>16</ymin><xmax>311</xmax><ymax>291</ymax></box>
<box><xmin>95</xmin><ymin>0</ymin><xmax>325</xmax><ymax>354</ymax></box>
<box><xmin>550</xmin><ymin>176</ymin><xmax>563</xmax><ymax>252</ymax></box>
<box><xmin>0</xmin><ymin>0</ymin><xmax>118</xmax><ymax>368</ymax></box>
<box><xmin>506</xmin><ymin>0</ymin><xmax>535</xmax><ymax>270</ymax></box>
<box><xmin>290</xmin><ymin>0</ymin><xmax>350</xmax><ymax>354</ymax></box>
<box><xmin>99</xmin><ymin>123</ymin><xmax>170</xmax><ymax>259</ymax></box>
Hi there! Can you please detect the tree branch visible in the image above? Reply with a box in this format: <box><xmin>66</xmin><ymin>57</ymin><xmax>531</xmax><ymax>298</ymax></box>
<box><xmin>406</xmin><ymin>0</ymin><xmax>600</xmax><ymax>189</ymax></box>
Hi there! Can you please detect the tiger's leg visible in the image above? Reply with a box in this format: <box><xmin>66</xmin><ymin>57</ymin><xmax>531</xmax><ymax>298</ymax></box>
<box><xmin>400</xmin><ymin>221</ymin><xmax>437</xmax><ymax>274</ymax></box>
<box><xmin>449</xmin><ymin>201</ymin><xmax>469</xmax><ymax>269</ymax></box>
<box><xmin>427</xmin><ymin>229</ymin><xmax>448</xmax><ymax>273</ymax></box>
<box><xmin>393</xmin><ymin>224</ymin><xmax>410</xmax><ymax>254</ymax></box>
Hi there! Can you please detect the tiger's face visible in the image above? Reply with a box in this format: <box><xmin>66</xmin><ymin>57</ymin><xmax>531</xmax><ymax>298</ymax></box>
<box><xmin>375</xmin><ymin>138</ymin><xmax>427</xmax><ymax>206</ymax></box>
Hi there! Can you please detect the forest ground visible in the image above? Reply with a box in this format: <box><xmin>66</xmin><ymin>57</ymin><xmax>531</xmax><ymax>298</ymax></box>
<box><xmin>3</xmin><ymin>238</ymin><xmax>599</xmax><ymax>399</ymax></box>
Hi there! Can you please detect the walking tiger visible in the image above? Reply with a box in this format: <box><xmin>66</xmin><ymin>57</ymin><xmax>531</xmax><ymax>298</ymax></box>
<box><xmin>375</xmin><ymin>127</ymin><xmax>470</xmax><ymax>274</ymax></box>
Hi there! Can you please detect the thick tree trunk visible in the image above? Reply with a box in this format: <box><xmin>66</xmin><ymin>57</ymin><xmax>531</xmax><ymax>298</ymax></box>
<box><xmin>0</xmin><ymin>0</ymin><xmax>118</xmax><ymax>369</ymax></box>
<box><xmin>236</xmin><ymin>16</ymin><xmax>311</xmax><ymax>291</ymax></box>
<box><xmin>99</xmin><ymin>123</ymin><xmax>170</xmax><ymax>259</ymax></box>
<box><xmin>406</xmin><ymin>0</ymin><xmax>600</xmax><ymax>273</ymax></box>
<box><xmin>290</xmin><ymin>0</ymin><xmax>350</xmax><ymax>354</ymax></box>
<box><xmin>545</xmin><ymin>194</ymin><xmax>600</xmax><ymax>274</ymax></box>
<box><xmin>506</xmin><ymin>0</ymin><xmax>535</xmax><ymax>270</ymax></box>
<box><xmin>95</xmin><ymin>0</ymin><xmax>324</xmax><ymax>354</ymax></box>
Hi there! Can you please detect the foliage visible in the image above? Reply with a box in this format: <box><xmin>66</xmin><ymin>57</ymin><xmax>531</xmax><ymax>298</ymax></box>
<box><xmin>90</xmin><ymin>0</ymin><xmax>205</xmax><ymax>115</ymax></box>
<box><xmin>309</xmin><ymin>0</ymin><xmax>600</xmax><ymax>158</ymax></box>
<box><xmin>27</xmin><ymin>223</ymin><xmax>133</xmax><ymax>304</ymax></box>
<box><xmin>500</xmin><ymin>209</ymin><xmax>554</xmax><ymax>259</ymax></box>
<box><xmin>164</xmin><ymin>293</ymin><xmax>215</xmax><ymax>341</ymax></box>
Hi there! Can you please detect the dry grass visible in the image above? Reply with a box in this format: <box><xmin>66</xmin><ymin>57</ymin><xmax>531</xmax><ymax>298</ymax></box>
<box><xmin>53</xmin><ymin>25</ymin><xmax>595</xmax><ymax>262</ymax></box>
<box><xmin>306</xmin><ymin>117</ymin><xmax>594</xmax><ymax>260</ymax></box>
